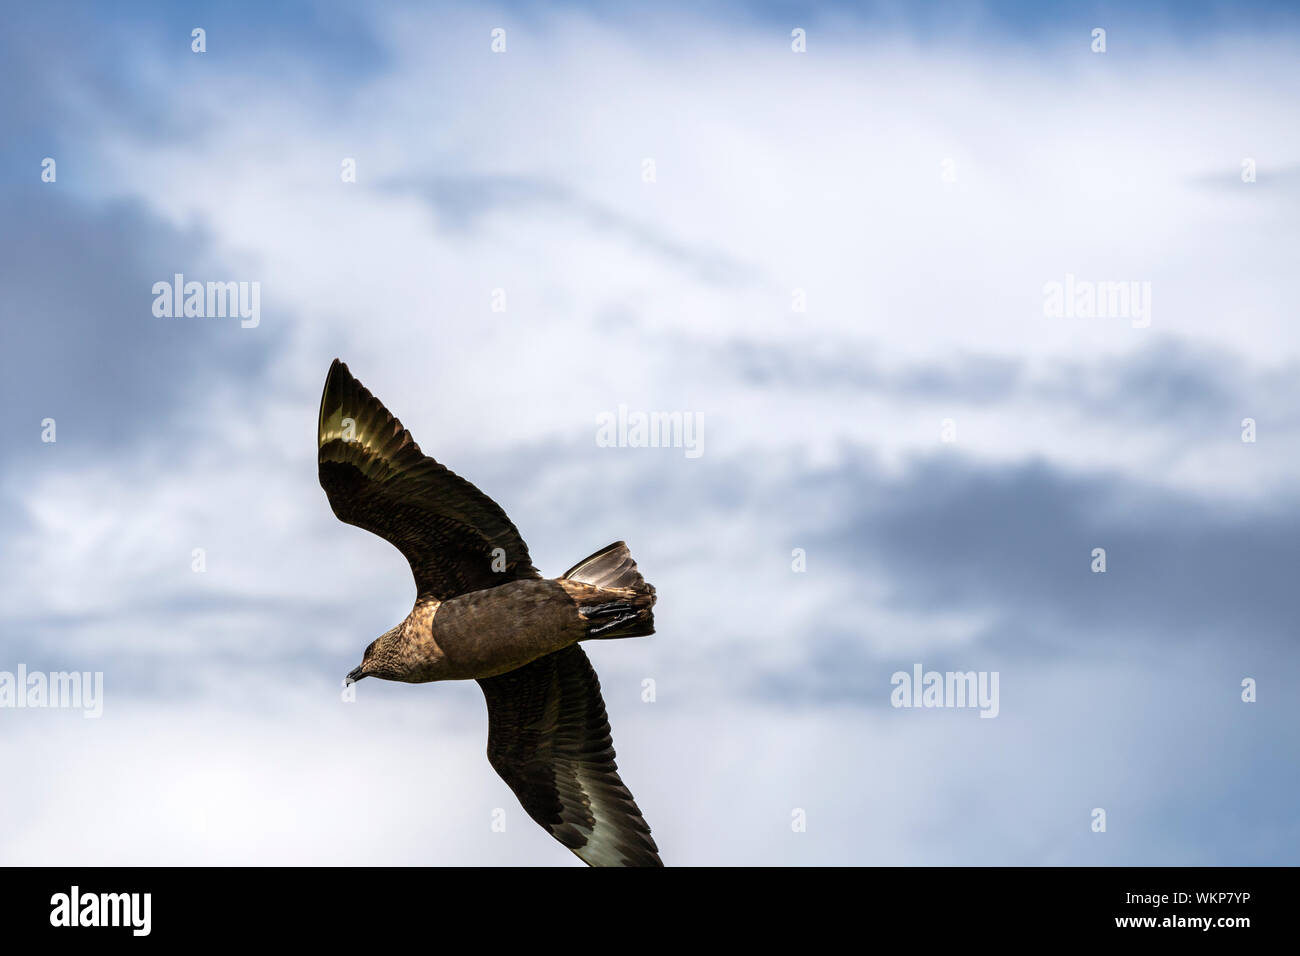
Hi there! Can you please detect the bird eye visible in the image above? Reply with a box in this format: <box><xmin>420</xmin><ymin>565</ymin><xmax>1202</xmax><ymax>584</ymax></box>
<box><xmin>365</xmin><ymin>640</ymin><xmax>378</xmax><ymax>658</ymax></box>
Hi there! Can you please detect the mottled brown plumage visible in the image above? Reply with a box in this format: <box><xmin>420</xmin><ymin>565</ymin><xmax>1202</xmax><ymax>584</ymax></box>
<box><xmin>318</xmin><ymin>359</ymin><xmax>661</xmax><ymax>867</ymax></box>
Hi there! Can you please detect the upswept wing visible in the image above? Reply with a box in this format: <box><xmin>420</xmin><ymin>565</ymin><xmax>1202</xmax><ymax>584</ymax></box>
<box><xmin>317</xmin><ymin>359</ymin><xmax>538</xmax><ymax>600</ymax></box>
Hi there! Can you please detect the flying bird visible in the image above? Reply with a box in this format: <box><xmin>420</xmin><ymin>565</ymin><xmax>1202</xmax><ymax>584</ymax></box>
<box><xmin>317</xmin><ymin>359</ymin><xmax>661</xmax><ymax>866</ymax></box>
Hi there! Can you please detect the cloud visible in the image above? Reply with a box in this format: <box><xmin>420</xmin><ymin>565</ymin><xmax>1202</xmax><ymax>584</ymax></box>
<box><xmin>1</xmin><ymin>0</ymin><xmax>1298</xmax><ymax>865</ymax></box>
<box><xmin>401</xmin><ymin>174</ymin><xmax>758</xmax><ymax>284</ymax></box>
<box><xmin>0</xmin><ymin>192</ymin><xmax>277</xmax><ymax>465</ymax></box>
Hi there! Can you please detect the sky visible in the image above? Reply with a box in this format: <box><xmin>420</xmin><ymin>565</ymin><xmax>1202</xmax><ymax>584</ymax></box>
<box><xmin>1</xmin><ymin>0</ymin><xmax>1298</xmax><ymax>865</ymax></box>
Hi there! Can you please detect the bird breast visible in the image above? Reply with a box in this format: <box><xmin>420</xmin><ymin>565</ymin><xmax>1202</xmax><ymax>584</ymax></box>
<box><xmin>427</xmin><ymin>579</ymin><xmax>585</xmax><ymax>681</ymax></box>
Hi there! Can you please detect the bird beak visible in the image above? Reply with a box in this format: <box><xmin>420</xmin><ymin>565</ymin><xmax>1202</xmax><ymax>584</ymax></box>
<box><xmin>346</xmin><ymin>666</ymin><xmax>368</xmax><ymax>684</ymax></box>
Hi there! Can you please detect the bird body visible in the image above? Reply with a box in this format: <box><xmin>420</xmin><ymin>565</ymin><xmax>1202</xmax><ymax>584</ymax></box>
<box><xmin>317</xmin><ymin>359</ymin><xmax>662</xmax><ymax>866</ymax></box>
<box><xmin>358</xmin><ymin>576</ymin><xmax>655</xmax><ymax>683</ymax></box>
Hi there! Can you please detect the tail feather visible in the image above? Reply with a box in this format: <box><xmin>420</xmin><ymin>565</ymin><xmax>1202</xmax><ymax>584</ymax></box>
<box><xmin>563</xmin><ymin>542</ymin><xmax>656</xmax><ymax>640</ymax></box>
<box><xmin>563</xmin><ymin>541</ymin><xmax>648</xmax><ymax>591</ymax></box>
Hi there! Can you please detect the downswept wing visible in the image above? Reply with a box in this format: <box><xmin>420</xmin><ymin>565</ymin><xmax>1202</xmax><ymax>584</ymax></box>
<box><xmin>317</xmin><ymin>359</ymin><xmax>539</xmax><ymax>601</ymax></box>
<box><xmin>478</xmin><ymin>645</ymin><xmax>662</xmax><ymax>867</ymax></box>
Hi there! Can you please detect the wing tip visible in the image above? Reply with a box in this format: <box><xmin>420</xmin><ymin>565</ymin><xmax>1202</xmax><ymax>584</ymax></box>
<box><xmin>324</xmin><ymin>357</ymin><xmax>351</xmax><ymax>392</ymax></box>
<box><xmin>318</xmin><ymin>358</ymin><xmax>356</xmax><ymax>448</ymax></box>
<box><xmin>572</xmin><ymin>838</ymin><xmax>664</xmax><ymax>867</ymax></box>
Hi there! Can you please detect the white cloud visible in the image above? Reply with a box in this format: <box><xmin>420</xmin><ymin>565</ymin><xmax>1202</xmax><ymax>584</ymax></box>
<box><xmin>4</xmin><ymin>4</ymin><xmax>1299</xmax><ymax>864</ymax></box>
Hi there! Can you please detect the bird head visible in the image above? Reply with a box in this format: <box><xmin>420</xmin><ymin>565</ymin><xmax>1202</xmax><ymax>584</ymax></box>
<box><xmin>346</xmin><ymin>626</ymin><xmax>402</xmax><ymax>683</ymax></box>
